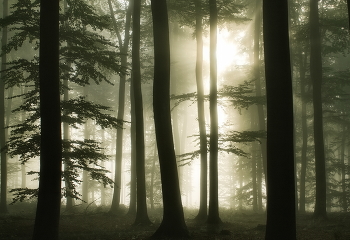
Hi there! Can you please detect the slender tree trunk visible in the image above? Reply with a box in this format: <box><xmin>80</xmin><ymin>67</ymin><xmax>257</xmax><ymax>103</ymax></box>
<box><xmin>108</xmin><ymin>0</ymin><xmax>132</xmax><ymax>215</ymax></box>
<box><xmin>310</xmin><ymin>0</ymin><xmax>327</xmax><ymax>220</ymax></box>
<box><xmin>127</xmin><ymin>75</ymin><xmax>137</xmax><ymax>216</ymax></box>
<box><xmin>251</xmin><ymin>123</ymin><xmax>258</xmax><ymax>212</ymax></box>
<box><xmin>151</xmin><ymin>0</ymin><xmax>189</xmax><ymax>237</ymax></box>
<box><xmin>299</xmin><ymin>51</ymin><xmax>308</xmax><ymax>213</ymax></box>
<box><xmin>340</xmin><ymin>125</ymin><xmax>347</xmax><ymax>212</ymax></box>
<box><xmin>253</xmin><ymin>0</ymin><xmax>267</xmax><ymax>182</ymax></box>
<box><xmin>132</xmin><ymin>0</ymin><xmax>151</xmax><ymax>225</ymax></box>
<box><xmin>263</xmin><ymin>0</ymin><xmax>296</xmax><ymax>239</ymax></box>
<box><xmin>62</xmin><ymin>0</ymin><xmax>74</xmax><ymax>214</ymax></box>
<box><xmin>0</xmin><ymin>0</ymin><xmax>8</xmax><ymax>214</ymax></box>
<box><xmin>82</xmin><ymin>87</ymin><xmax>89</xmax><ymax>205</ymax></box>
<box><xmin>193</xmin><ymin>0</ymin><xmax>208</xmax><ymax>222</ymax></box>
<box><xmin>32</xmin><ymin>0</ymin><xmax>61</xmax><ymax>238</ymax></box>
<box><xmin>207</xmin><ymin>0</ymin><xmax>221</xmax><ymax>225</ymax></box>
<box><xmin>63</xmin><ymin>79</ymin><xmax>74</xmax><ymax>211</ymax></box>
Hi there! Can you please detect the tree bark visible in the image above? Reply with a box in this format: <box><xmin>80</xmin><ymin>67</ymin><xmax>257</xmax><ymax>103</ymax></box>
<box><xmin>263</xmin><ymin>0</ymin><xmax>296</xmax><ymax>239</ymax></box>
<box><xmin>0</xmin><ymin>0</ymin><xmax>8</xmax><ymax>214</ymax></box>
<box><xmin>310</xmin><ymin>0</ymin><xmax>327</xmax><ymax>220</ymax></box>
<box><xmin>207</xmin><ymin>0</ymin><xmax>221</xmax><ymax>225</ymax></box>
<box><xmin>132</xmin><ymin>0</ymin><xmax>151</xmax><ymax>225</ymax></box>
<box><xmin>193</xmin><ymin>0</ymin><xmax>208</xmax><ymax>222</ymax></box>
<box><xmin>32</xmin><ymin>0</ymin><xmax>62</xmax><ymax>239</ymax></box>
<box><xmin>151</xmin><ymin>0</ymin><xmax>189</xmax><ymax>237</ymax></box>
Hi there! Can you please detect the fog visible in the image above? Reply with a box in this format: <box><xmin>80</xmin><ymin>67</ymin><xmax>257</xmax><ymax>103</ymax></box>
<box><xmin>1</xmin><ymin>0</ymin><xmax>350</xmax><ymax>239</ymax></box>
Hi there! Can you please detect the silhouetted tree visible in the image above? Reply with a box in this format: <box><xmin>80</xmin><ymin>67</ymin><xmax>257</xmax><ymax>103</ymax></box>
<box><xmin>193</xmin><ymin>0</ymin><xmax>208</xmax><ymax>222</ymax></box>
<box><xmin>151</xmin><ymin>0</ymin><xmax>189</xmax><ymax>238</ymax></box>
<box><xmin>310</xmin><ymin>0</ymin><xmax>327</xmax><ymax>220</ymax></box>
<box><xmin>32</xmin><ymin>0</ymin><xmax>61</xmax><ymax>239</ymax></box>
<box><xmin>207</xmin><ymin>0</ymin><xmax>221</xmax><ymax>225</ymax></box>
<box><xmin>127</xmin><ymin>77</ymin><xmax>137</xmax><ymax>216</ymax></box>
<box><xmin>108</xmin><ymin>0</ymin><xmax>133</xmax><ymax>215</ymax></box>
<box><xmin>0</xmin><ymin>0</ymin><xmax>8</xmax><ymax>214</ymax></box>
<box><xmin>253</xmin><ymin>0</ymin><xmax>267</xmax><ymax>181</ymax></box>
<box><xmin>263</xmin><ymin>0</ymin><xmax>296</xmax><ymax>239</ymax></box>
<box><xmin>132</xmin><ymin>0</ymin><xmax>151</xmax><ymax>225</ymax></box>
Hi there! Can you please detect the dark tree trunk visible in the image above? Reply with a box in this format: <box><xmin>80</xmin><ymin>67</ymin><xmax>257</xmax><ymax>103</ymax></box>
<box><xmin>0</xmin><ymin>0</ymin><xmax>8</xmax><ymax>214</ymax></box>
<box><xmin>299</xmin><ymin>51</ymin><xmax>308</xmax><ymax>214</ymax></box>
<box><xmin>132</xmin><ymin>0</ymin><xmax>151</xmax><ymax>226</ymax></box>
<box><xmin>193</xmin><ymin>0</ymin><xmax>208</xmax><ymax>222</ymax></box>
<box><xmin>263</xmin><ymin>0</ymin><xmax>296</xmax><ymax>239</ymax></box>
<box><xmin>251</xmin><ymin>133</ymin><xmax>258</xmax><ymax>212</ymax></box>
<box><xmin>108</xmin><ymin>0</ymin><xmax>132</xmax><ymax>215</ymax></box>
<box><xmin>32</xmin><ymin>0</ymin><xmax>62</xmax><ymax>239</ymax></box>
<box><xmin>151</xmin><ymin>0</ymin><xmax>189</xmax><ymax>238</ymax></box>
<box><xmin>127</xmin><ymin>75</ymin><xmax>137</xmax><ymax>216</ymax></box>
<box><xmin>207</xmin><ymin>0</ymin><xmax>221</xmax><ymax>225</ymax></box>
<box><xmin>253</xmin><ymin>0</ymin><xmax>267</xmax><ymax>182</ymax></box>
<box><xmin>310</xmin><ymin>0</ymin><xmax>327</xmax><ymax>220</ymax></box>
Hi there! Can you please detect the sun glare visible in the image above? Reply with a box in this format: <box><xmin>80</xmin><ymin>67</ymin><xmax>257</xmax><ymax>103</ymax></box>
<box><xmin>203</xmin><ymin>29</ymin><xmax>249</xmax><ymax>74</ymax></box>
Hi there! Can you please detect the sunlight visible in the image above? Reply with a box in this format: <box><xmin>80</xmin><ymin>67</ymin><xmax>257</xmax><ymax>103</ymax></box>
<box><xmin>203</xmin><ymin>29</ymin><xmax>249</xmax><ymax>74</ymax></box>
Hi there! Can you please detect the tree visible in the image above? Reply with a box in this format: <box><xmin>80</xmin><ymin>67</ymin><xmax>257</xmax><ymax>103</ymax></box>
<box><xmin>253</xmin><ymin>0</ymin><xmax>267</xmax><ymax>181</ymax></box>
<box><xmin>0</xmin><ymin>0</ymin><xmax>8</xmax><ymax>214</ymax></box>
<box><xmin>132</xmin><ymin>0</ymin><xmax>151</xmax><ymax>225</ymax></box>
<box><xmin>310</xmin><ymin>0</ymin><xmax>327</xmax><ymax>220</ymax></box>
<box><xmin>32</xmin><ymin>0</ymin><xmax>61</xmax><ymax>239</ymax></box>
<box><xmin>1</xmin><ymin>0</ymin><xmax>121</xmax><ymax>205</ymax></box>
<box><xmin>193</xmin><ymin>0</ymin><xmax>208</xmax><ymax>222</ymax></box>
<box><xmin>207</xmin><ymin>0</ymin><xmax>221</xmax><ymax>225</ymax></box>
<box><xmin>151</xmin><ymin>0</ymin><xmax>189</xmax><ymax>238</ymax></box>
<box><xmin>108</xmin><ymin>0</ymin><xmax>133</xmax><ymax>215</ymax></box>
<box><xmin>263</xmin><ymin>0</ymin><xmax>296</xmax><ymax>239</ymax></box>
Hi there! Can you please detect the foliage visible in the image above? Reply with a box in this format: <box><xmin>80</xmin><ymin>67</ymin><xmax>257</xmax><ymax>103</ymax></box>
<box><xmin>0</xmin><ymin>0</ymin><xmax>124</xmax><ymax>203</ymax></box>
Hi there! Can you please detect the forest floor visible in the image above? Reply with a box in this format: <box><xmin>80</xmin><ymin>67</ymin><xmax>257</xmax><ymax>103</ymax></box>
<box><xmin>1</xmin><ymin>203</ymin><xmax>350</xmax><ymax>239</ymax></box>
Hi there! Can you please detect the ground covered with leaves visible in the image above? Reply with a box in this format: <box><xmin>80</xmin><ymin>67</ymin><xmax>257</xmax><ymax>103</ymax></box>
<box><xmin>1</xmin><ymin>203</ymin><xmax>350</xmax><ymax>239</ymax></box>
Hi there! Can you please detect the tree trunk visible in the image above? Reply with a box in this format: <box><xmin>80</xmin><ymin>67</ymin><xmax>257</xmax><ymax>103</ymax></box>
<box><xmin>82</xmin><ymin>87</ymin><xmax>89</xmax><ymax>205</ymax></box>
<box><xmin>310</xmin><ymin>0</ymin><xmax>327</xmax><ymax>220</ymax></box>
<box><xmin>299</xmin><ymin>51</ymin><xmax>308</xmax><ymax>214</ymax></box>
<box><xmin>63</xmin><ymin>79</ymin><xmax>74</xmax><ymax>211</ymax></box>
<box><xmin>132</xmin><ymin>0</ymin><xmax>151</xmax><ymax>225</ymax></box>
<box><xmin>151</xmin><ymin>0</ymin><xmax>189</xmax><ymax>237</ymax></box>
<box><xmin>127</xmin><ymin>75</ymin><xmax>137</xmax><ymax>216</ymax></box>
<box><xmin>32</xmin><ymin>0</ymin><xmax>61</xmax><ymax>239</ymax></box>
<box><xmin>193</xmin><ymin>0</ymin><xmax>208</xmax><ymax>222</ymax></box>
<box><xmin>0</xmin><ymin>0</ymin><xmax>8</xmax><ymax>214</ymax></box>
<box><xmin>263</xmin><ymin>0</ymin><xmax>296</xmax><ymax>239</ymax></box>
<box><xmin>253</xmin><ymin>0</ymin><xmax>267</xmax><ymax>183</ymax></box>
<box><xmin>108</xmin><ymin>0</ymin><xmax>132</xmax><ymax>215</ymax></box>
<box><xmin>207</xmin><ymin>0</ymin><xmax>221</xmax><ymax>225</ymax></box>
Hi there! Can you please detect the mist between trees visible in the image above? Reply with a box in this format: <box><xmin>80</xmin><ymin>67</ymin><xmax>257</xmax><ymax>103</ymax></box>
<box><xmin>0</xmin><ymin>0</ymin><xmax>350</xmax><ymax>239</ymax></box>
